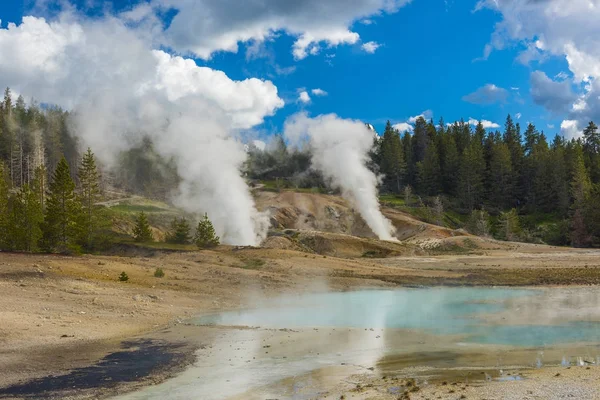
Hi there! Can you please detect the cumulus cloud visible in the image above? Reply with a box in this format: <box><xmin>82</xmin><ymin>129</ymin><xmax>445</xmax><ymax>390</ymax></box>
<box><xmin>361</xmin><ymin>41</ymin><xmax>381</xmax><ymax>53</ymax></box>
<box><xmin>0</xmin><ymin>13</ymin><xmax>283</xmax><ymax>246</ymax></box>
<box><xmin>462</xmin><ymin>84</ymin><xmax>508</xmax><ymax>105</ymax></box>
<box><xmin>530</xmin><ymin>70</ymin><xmax>577</xmax><ymax>115</ymax></box>
<box><xmin>476</xmin><ymin>0</ymin><xmax>600</xmax><ymax>137</ymax></box>
<box><xmin>392</xmin><ymin>122</ymin><xmax>414</xmax><ymax>132</ymax></box>
<box><xmin>311</xmin><ymin>88</ymin><xmax>328</xmax><ymax>96</ymax></box>
<box><xmin>390</xmin><ymin>110</ymin><xmax>432</xmax><ymax>133</ymax></box>
<box><xmin>467</xmin><ymin>118</ymin><xmax>500</xmax><ymax>129</ymax></box>
<box><xmin>121</xmin><ymin>0</ymin><xmax>413</xmax><ymax>60</ymax></box>
<box><xmin>515</xmin><ymin>112</ymin><xmax>522</xmax><ymax>119</ymax></box>
<box><xmin>561</xmin><ymin>120</ymin><xmax>581</xmax><ymax>140</ymax></box>
<box><xmin>298</xmin><ymin>90</ymin><xmax>311</xmax><ymax>103</ymax></box>
<box><xmin>408</xmin><ymin>110</ymin><xmax>433</xmax><ymax>123</ymax></box>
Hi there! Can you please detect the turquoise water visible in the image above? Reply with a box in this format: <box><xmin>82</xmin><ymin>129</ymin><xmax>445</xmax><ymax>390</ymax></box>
<box><xmin>196</xmin><ymin>288</ymin><xmax>600</xmax><ymax>347</ymax></box>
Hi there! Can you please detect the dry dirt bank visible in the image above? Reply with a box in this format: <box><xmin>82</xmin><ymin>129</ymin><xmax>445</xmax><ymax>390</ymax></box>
<box><xmin>0</xmin><ymin>240</ymin><xmax>599</xmax><ymax>398</ymax></box>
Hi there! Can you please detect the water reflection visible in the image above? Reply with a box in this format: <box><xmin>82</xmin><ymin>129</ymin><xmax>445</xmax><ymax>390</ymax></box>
<box><xmin>115</xmin><ymin>287</ymin><xmax>600</xmax><ymax>400</ymax></box>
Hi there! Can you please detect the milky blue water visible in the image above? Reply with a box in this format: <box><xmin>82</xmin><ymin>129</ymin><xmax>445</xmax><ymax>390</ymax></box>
<box><xmin>195</xmin><ymin>288</ymin><xmax>600</xmax><ymax>347</ymax></box>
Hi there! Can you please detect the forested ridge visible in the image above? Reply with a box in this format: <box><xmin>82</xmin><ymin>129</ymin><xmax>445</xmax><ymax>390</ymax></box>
<box><xmin>2</xmin><ymin>84</ymin><xmax>600</xmax><ymax>252</ymax></box>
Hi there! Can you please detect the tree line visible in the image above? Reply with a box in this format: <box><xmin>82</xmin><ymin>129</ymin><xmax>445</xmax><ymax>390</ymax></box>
<box><xmin>246</xmin><ymin>115</ymin><xmax>600</xmax><ymax>247</ymax></box>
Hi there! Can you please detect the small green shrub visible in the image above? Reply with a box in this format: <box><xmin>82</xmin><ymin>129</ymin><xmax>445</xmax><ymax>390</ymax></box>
<box><xmin>154</xmin><ymin>267</ymin><xmax>165</xmax><ymax>278</ymax></box>
<box><xmin>119</xmin><ymin>271</ymin><xmax>129</xmax><ymax>282</ymax></box>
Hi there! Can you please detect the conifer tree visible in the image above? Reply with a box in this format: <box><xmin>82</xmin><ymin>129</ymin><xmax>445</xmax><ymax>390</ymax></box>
<box><xmin>194</xmin><ymin>213</ymin><xmax>220</xmax><ymax>248</ymax></box>
<box><xmin>379</xmin><ymin>121</ymin><xmax>405</xmax><ymax>193</ymax></box>
<box><xmin>417</xmin><ymin>141</ymin><xmax>441</xmax><ymax>195</ymax></box>
<box><xmin>133</xmin><ymin>212</ymin><xmax>153</xmax><ymax>242</ymax></box>
<box><xmin>9</xmin><ymin>184</ymin><xmax>43</xmax><ymax>251</ymax></box>
<box><xmin>440</xmin><ymin>133</ymin><xmax>459</xmax><ymax>195</ymax></box>
<box><xmin>583</xmin><ymin>121</ymin><xmax>600</xmax><ymax>183</ymax></box>
<box><xmin>77</xmin><ymin>148</ymin><xmax>107</xmax><ymax>249</ymax></box>
<box><xmin>458</xmin><ymin>141</ymin><xmax>485</xmax><ymax>210</ymax></box>
<box><xmin>40</xmin><ymin>157</ymin><xmax>80</xmax><ymax>252</ymax></box>
<box><xmin>497</xmin><ymin>209</ymin><xmax>521</xmax><ymax>241</ymax></box>
<box><xmin>488</xmin><ymin>142</ymin><xmax>513</xmax><ymax>209</ymax></box>
<box><xmin>570</xmin><ymin>144</ymin><xmax>591</xmax><ymax>207</ymax></box>
<box><xmin>0</xmin><ymin>162</ymin><xmax>9</xmax><ymax>249</ymax></box>
<box><xmin>467</xmin><ymin>208</ymin><xmax>491</xmax><ymax>237</ymax></box>
<box><xmin>166</xmin><ymin>217</ymin><xmax>192</xmax><ymax>244</ymax></box>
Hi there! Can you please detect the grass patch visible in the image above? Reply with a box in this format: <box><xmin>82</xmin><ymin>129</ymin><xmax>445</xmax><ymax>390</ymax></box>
<box><xmin>110</xmin><ymin>204</ymin><xmax>169</xmax><ymax>214</ymax></box>
<box><xmin>232</xmin><ymin>258</ymin><xmax>266</xmax><ymax>270</ymax></box>
<box><xmin>427</xmin><ymin>243</ymin><xmax>470</xmax><ymax>255</ymax></box>
<box><xmin>154</xmin><ymin>267</ymin><xmax>165</xmax><ymax>278</ymax></box>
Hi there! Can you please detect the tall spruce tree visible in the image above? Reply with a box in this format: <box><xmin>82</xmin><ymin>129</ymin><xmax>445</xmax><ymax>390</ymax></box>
<box><xmin>77</xmin><ymin>148</ymin><xmax>107</xmax><ymax>249</ymax></box>
<box><xmin>379</xmin><ymin>121</ymin><xmax>406</xmax><ymax>193</ymax></box>
<box><xmin>583</xmin><ymin>121</ymin><xmax>600</xmax><ymax>183</ymax></box>
<box><xmin>458</xmin><ymin>140</ymin><xmax>485</xmax><ymax>210</ymax></box>
<box><xmin>0</xmin><ymin>162</ymin><xmax>9</xmax><ymax>249</ymax></box>
<box><xmin>40</xmin><ymin>157</ymin><xmax>81</xmax><ymax>252</ymax></box>
<box><xmin>417</xmin><ymin>140</ymin><xmax>441</xmax><ymax>195</ymax></box>
<box><xmin>8</xmin><ymin>184</ymin><xmax>43</xmax><ymax>251</ymax></box>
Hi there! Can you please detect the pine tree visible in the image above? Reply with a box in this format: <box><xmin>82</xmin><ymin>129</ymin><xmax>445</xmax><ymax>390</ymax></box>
<box><xmin>467</xmin><ymin>208</ymin><xmax>491</xmax><ymax>237</ymax></box>
<box><xmin>379</xmin><ymin>121</ymin><xmax>406</xmax><ymax>193</ymax></box>
<box><xmin>570</xmin><ymin>144</ymin><xmax>591</xmax><ymax>208</ymax></box>
<box><xmin>194</xmin><ymin>213</ymin><xmax>220</xmax><ymax>248</ymax></box>
<box><xmin>8</xmin><ymin>184</ymin><xmax>43</xmax><ymax>251</ymax></box>
<box><xmin>440</xmin><ymin>133</ymin><xmax>459</xmax><ymax>195</ymax></box>
<box><xmin>583</xmin><ymin>121</ymin><xmax>600</xmax><ymax>183</ymax></box>
<box><xmin>0</xmin><ymin>162</ymin><xmax>9</xmax><ymax>249</ymax></box>
<box><xmin>133</xmin><ymin>212</ymin><xmax>153</xmax><ymax>242</ymax></box>
<box><xmin>458</xmin><ymin>140</ymin><xmax>485</xmax><ymax>210</ymax></box>
<box><xmin>40</xmin><ymin>157</ymin><xmax>81</xmax><ymax>252</ymax></box>
<box><xmin>488</xmin><ymin>142</ymin><xmax>513</xmax><ymax>209</ymax></box>
<box><xmin>497</xmin><ymin>209</ymin><xmax>521</xmax><ymax>241</ymax></box>
<box><xmin>417</xmin><ymin>140</ymin><xmax>441</xmax><ymax>195</ymax></box>
<box><xmin>77</xmin><ymin>148</ymin><xmax>107</xmax><ymax>249</ymax></box>
<box><xmin>166</xmin><ymin>217</ymin><xmax>192</xmax><ymax>244</ymax></box>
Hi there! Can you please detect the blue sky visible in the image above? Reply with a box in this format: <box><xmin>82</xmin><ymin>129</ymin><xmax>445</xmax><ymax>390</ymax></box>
<box><xmin>0</xmin><ymin>0</ymin><xmax>591</xmax><ymax>138</ymax></box>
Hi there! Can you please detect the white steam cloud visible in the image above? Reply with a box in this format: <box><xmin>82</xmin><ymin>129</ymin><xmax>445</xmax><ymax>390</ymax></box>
<box><xmin>0</xmin><ymin>13</ymin><xmax>283</xmax><ymax>245</ymax></box>
<box><xmin>284</xmin><ymin>113</ymin><xmax>397</xmax><ymax>241</ymax></box>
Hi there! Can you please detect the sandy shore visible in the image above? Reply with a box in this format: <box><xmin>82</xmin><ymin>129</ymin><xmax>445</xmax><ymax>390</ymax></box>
<box><xmin>1</xmin><ymin>242</ymin><xmax>599</xmax><ymax>399</ymax></box>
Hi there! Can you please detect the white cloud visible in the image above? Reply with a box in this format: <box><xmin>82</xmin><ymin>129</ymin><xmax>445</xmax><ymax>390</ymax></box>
<box><xmin>408</xmin><ymin>109</ymin><xmax>433</xmax><ymax>123</ymax></box>
<box><xmin>547</xmin><ymin>124</ymin><xmax>555</xmax><ymax>129</ymax></box>
<box><xmin>298</xmin><ymin>90</ymin><xmax>311</xmax><ymax>103</ymax></box>
<box><xmin>392</xmin><ymin>122</ymin><xmax>414</xmax><ymax>132</ymax></box>
<box><xmin>468</xmin><ymin>118</ymin><xmax>500</xmax><ymax>129</ymax></box>
<box><xmin>128</xmin><ymin>0</ymin><xmax>413</xmax><ymax>60</ymax></box>
<box><xmin>476</xmin><ymin>0</ymin><xmax>600</xmax><ymax>130</ymax></box>
<box><xmin>361</xmin><ymin>41</ymin><xmax>381</xmax><ymax>53</ymax></box>
<box><xmin>311</xmin><ymin>88</ymin><xmax>328</xmax><ymax>96</ymax></box>
<box><xmin>515</xmin><ymin>112</ymin><xmax>522</xmax><ymax>119</ymax></box>
<box><xmin>462</xmin><ymin>84</ymin><xmax>508</xmax><ymax>105</ymax></box>
<box><xmin>0</xmin><ymin>16</ymin><xmax>283</xmax><ymax>129</ymax></box>
<box><xmin>561</xmin><ymin>119</ymin><xmax>581</xmax><ymax>140</ymax></box>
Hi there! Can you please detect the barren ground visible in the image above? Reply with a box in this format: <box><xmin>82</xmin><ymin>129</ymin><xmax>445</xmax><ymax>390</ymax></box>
<box><xmin>1</xmin><ymin>191</ymin><xmax>600</xmax><ymax>399</ymax></box>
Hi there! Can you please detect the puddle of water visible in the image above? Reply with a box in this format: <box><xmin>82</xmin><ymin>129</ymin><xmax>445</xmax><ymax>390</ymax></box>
<box><xmin>115</xmin><ymin>287</ymin><xmax>600</xmax><ymax>400</ymax></box>
<box><xmin>195</xmin><ymin>288</ymin><xmax>600</xmax><ymax>347</ymax></box>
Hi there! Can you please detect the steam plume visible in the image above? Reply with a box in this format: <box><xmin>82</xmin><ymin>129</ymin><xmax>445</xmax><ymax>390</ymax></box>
<box><xmin>0</xmin><ymin>14</ymin><xmax>283</xmax><ymax>245</ymax></box>
<box><xmin>284</xmin><ymin>113</ymin><xmax>397</xmax><ymax>241</ymax></box>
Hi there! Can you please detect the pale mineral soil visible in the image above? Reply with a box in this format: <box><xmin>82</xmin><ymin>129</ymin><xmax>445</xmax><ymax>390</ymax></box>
<box><xmin>1</xmin><ymin>237</ymin><xmax>600</xmax><ymax>399</ymax></box>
